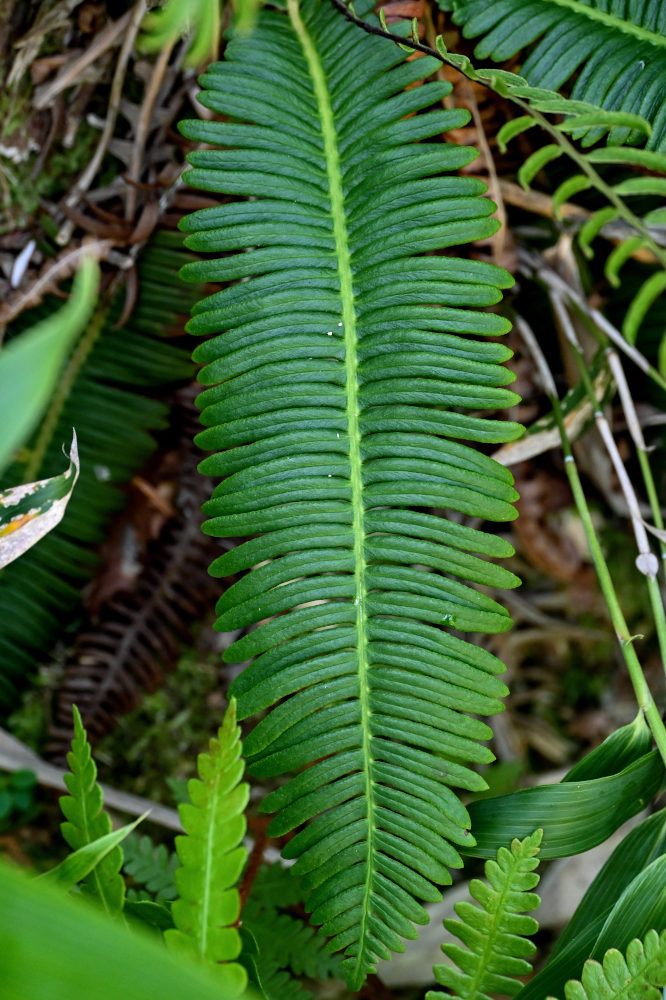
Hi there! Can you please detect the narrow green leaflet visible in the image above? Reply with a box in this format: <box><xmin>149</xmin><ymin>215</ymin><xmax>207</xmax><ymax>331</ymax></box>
<box><xmin>43</xmin><ymin>815</ymin><xmax>145</xmax><ymax>891</ymax></box>
<box><xmin>464</xmin><ymin>749</ymin><xmax>663</xmax><ymax>860</ymax></box>
<box><xmin>0</xmin><ymin>432</ymin><xmax>79</xmax><ymax>570</ymax></box>
<box><xmin>140</xmin><ymin>0</ymin><xmax>220</xmax><ymax>65</ymax></box>
<box><xmin>548</xmin><ymin>930</ymin><xmax>666</xmax><ymax>1000</ymax></box>
<box><xmin>427</xmin><ymin>830</ymin><xmax>541</xmax><ymax>1000</ymax></box>
<box><xmin>165</xmin><ymin>699</ymin><xmax>249</xmax><ymax>997</ymax></box>
<box><xmin>59</xmin><ymin>705</ymin><xmax>126</xmax><ymax>916</ymax></box>
<box><xmin>0</xmin><ymin>257</ymin><xmax>98</xmax><ymax>474</ymax></box>
<box><xmin>0</xmin><ymin>859</ymin><xmax>242</xmax><ymax>1000</ymax></box>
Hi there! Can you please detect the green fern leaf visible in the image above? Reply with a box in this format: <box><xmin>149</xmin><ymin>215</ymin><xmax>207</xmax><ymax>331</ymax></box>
<box><xmin>548</xmin><ymin>929</ymin><xmax>666</xmax><ymax>1000</ymax></box>
<box><xmin>438</xmin><ymin>0</ymin><xmax>666</xmax><ymax>151</ymax></box>
<box><xmin>427</xmin><ymin>829</ymin><xmax>542</xmax><ymax>1000</ymax></box>
<box><xmin>164</xmin><ymin>698</ymin><xmax>248</xmax><ymax>996</ymax></box>
<box><xmin>122</xmin><ymin>833</ymin><xmax>178</xmax><ymax>901</ymax></box>
<box><xmin>59</xmin><ymin>706</ymin><xmax>125</xmax><ymax>916</ymax></box>
<box><xmin>180</xmin><ymin>0</ymin><xmax>521</xmax><ymax>988</ymax></box>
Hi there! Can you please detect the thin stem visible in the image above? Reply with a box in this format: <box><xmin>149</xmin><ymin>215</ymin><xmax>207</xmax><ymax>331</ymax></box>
<box><xmin>517</xmin><ymin>314</ymin><xmax>666</xmax><ymax>761</ymax></box>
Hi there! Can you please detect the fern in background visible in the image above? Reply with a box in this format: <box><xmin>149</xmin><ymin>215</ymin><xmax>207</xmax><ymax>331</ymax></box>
<box><xmin>59</xmin><ymin>706</ymin><xmax>125</xmax><ymax>916</ymax></box>
<box><xmin>427</xmin><ymin>829</ymin><xmax>541</xmax><ymax>1000</ymax></box>
<box><xmin>0</xmin><ymin>235</ymin><xmax>195</xmax><ymax>714</ymax></box>
<box><xmin>243</xmin><ymin>862</ymin><xmax>343</xmax><ymax>998</ymax></box>
<box><xmin>179</xmin><ymin>0</ymin><xmax>522</xmax><ymax>987</ymax></box>
<box><xmin>437</xmin><ymin>0</ymin><xmax>666</xmax><ymax>151</ymax></box>
<box><xmin>164</xmin><ymin>698</ymin><xmax>248</xmax><ymax>996</ymax></box>
<box><xmin>123</xmin><ymin>833</ymin><xmax>178</xmax><ymax>902</ymax></box>
<box><xmin>549</xmin><ymin>929</ymin><xmax>666</xmax><ymax>1000</ymax></box>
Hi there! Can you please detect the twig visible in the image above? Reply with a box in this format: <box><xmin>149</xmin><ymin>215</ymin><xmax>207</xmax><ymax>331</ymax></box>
<box><xmin>512</xmin><ymin>321</ymin><xmax>666</xmax><ymax>763</ymax></box>
<box><xmin>125</xmin><ymin>39</ymin><xmax>176</xmax><ymax>220</ymax></box>
<box><xmin>33</xmin><ymin>10</ymin><xmax>135</xmax><ymax>109</ymax></box>
<box><xmin>0</xmin><ymin>727</ymin><xmax>181</xmax><ymax>832</ymax></box>
<box><xmin>56</xmin><ymin>1</ymin><xmax>148</xmax><ymax>246</ymax></box>
<box><xmin>519</xmin><ymin>248</ymin><xmax>666</xmax><ymax>391</ymax></box>
<box><xmin>0</xmin><ymin>239</ymin><xmax>112</xmax><ymax>338</ymax></box>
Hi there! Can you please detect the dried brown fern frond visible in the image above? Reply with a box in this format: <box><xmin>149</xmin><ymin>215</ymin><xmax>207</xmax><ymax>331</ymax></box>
<box><xmin>46</xmin><ymin>398</ymin><xmax>225</xmax><ymax>760</ymax></box>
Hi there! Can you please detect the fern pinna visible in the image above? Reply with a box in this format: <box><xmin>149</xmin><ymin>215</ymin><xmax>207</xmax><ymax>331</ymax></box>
<box><xmin>179</xmin><ymin>0</ymin><xmax>520</xmax><ymax>988</ymax></box>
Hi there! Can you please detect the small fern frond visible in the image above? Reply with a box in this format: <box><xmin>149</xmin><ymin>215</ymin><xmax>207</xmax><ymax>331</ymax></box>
<box><xmin>548</xmin><ymin>929</ymin><xmax>666</xmax><ymax>1000</ymax></box>
<box><xmin>59</xmin><ymin>706</ymin><xmax>125</xmax><ymax>916</ymax></box>
<box><xmin>427</xmin><ymin>829</ymin><xmax>542</xmax><ymax>1000</ymax></box>
<box><xmin>438</xmin><ymin>0</ymin><xmax>666</xmax><ymax>151</ymax></box>
<box><xmin>122</xmin><ymin>833</ymin><xmax>178</xmax><ymax>902</ymax></box>
<box><xmin>164</xmin><ymin>698</ymin><xmax>248</xmax><ymax>997</ymax></box>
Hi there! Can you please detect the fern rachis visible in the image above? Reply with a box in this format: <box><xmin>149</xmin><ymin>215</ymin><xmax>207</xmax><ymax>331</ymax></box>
<box><xmin>180</xmin><ymin>0</ymin><xmax>521</xmax><ymax>988</ymax></box>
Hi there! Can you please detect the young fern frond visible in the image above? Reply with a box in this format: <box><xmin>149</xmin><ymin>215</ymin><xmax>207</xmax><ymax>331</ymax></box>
<box><xmin>548</xmin><ymin>929</ymin><xmax>666</xmax><ymax>1000</ymax></box>
<box><xmin>427</xmin><ymin>829</ymin><xmax>542</xmax><ymax>1000</ymax></box>
<box><xmin>59</xmin><ymin>706</ymin><xmax>125</xmax><ymax>916</ymax></box>
<box><xmin>164</xmin><ymin>698</ymin><xmax>248</xmax><ymax>997</ymax></box>
<box><xmin>437</xmin><ymin>0</ymin><xmax>666</xmax><ymax>151</ymax></box>
<box><xmin>179</xmin><ymin>0</ymin><xmax>521</xmax><ymax>987</ymax></box>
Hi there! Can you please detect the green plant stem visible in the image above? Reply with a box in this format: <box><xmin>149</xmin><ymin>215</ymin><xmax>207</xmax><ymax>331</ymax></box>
<box><xmin>550</xmin><ymin>391</ymin><xmax>666</xmax><ymax>766</ymax></box>
<box><xmin>560</xmin><ymin>328</ymin><xmax>666</xmax><ymax>681</ymax></box>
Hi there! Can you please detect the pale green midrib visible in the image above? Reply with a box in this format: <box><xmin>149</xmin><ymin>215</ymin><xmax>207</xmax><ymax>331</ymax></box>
<box><xmin>287</xmin><ymin>0</ymin><xmax>374</xmax><ymax>981</ymax></box>
<box><xmin>542</xmin><ymin>0</ymin><xmax>666</xmax><ymax>48</ymax></box>
<box><xmin>199</xmin><ymin>771</ymin><xmax>221</xmax><ymax>959</ymax></box>
<box><xmin>465</xmin><ymin>852</ymin><xmax>532</xmax><ymax>997</ymax></box>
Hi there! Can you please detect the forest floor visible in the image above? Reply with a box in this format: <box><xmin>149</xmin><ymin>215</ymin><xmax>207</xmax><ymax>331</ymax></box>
<box><xmin>0</xmin><ymin>3</ymin><xmax>664</xmax><ymax>999</ymax></box>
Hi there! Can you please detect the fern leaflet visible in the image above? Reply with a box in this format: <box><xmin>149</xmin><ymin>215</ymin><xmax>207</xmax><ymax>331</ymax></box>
<box><xmin>59</xmin><ymin>705</ymin><xmax>125</xmax><ymax>916</ymax></box>
<box><xmin>164</xmin><ymin>698</ymin><xmax>248</xmax><ymax>996</ymax></box>
<box><xmin>548</xmin><ymin>929</ymin><xmax>666</xmax><ymax>1000</ymax></box>
<box><xmin>427</xmin><ymin>829</ymin><xmax>542</xmax><ymax>1000</ymax></box>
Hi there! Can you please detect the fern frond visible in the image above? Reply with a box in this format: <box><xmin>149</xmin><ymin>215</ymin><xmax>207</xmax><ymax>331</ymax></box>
<box><xmin>164</xmin><ymin>698</ymin><xmax>248</xmax><ymax>996</ymax></box>
<box><xmin>438</xmin><ymin>0</ymin><xmax>666</xmax><ymax>151</ymax></box>
<box><xmin>548</xmin><ymin>929</ymin><xmax>666</xmax><ymax>1000</ymax></box>
<box><xmin>122</xmin><ymin>833</ymin><xmax>178</xmax><ymax>902</ymax></box>
<box><xmin>179</xmin><ymin>0</ymin><xmax>520</xmax><ymax>987</ymax></box>
<box><xmin>0</xmin><ymin>235</ymin><xmax>195</xmax><ymax>714</ymax></box>
<box><xmin>59</xmin><ymin>706</ymin><xmax>125</xmax><ymax>916</ymax></box>
<box><xmin>427</xmin><ymin>829</ymin><xmax>542</xmax><ymax>1000</ymax></box>
<box><xmin>244</xmin><ymin>863</ymin><xmax>344</xmax><ymax>984</ymax></box>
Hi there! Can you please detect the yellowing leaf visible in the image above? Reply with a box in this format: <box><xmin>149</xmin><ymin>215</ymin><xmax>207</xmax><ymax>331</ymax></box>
<box><xmin>0</xmin><ymin>432</ymin><xmax>79</xmax><ymax>570</ymax></box>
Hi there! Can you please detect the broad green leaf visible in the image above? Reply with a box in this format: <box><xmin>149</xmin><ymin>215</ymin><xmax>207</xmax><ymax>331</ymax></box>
<box><xmin>517</xmin><ymin>809</ymin><xmax>666</xmax><ymax>1000</ymax></box>
<box><xmin>0</xmin><ymin>858</ymin><xmax>244</xmax><ymax>1000</ymax></box>
<box><xmin>0</xmin><ymin>432</ymin><xmax>79</xmax><ymax>570</ymax></box>
<box><xmin>563</xmin><ymin>715</ymin><xmax>651</xmax><ymax>783</ymax></box>
<box><xmin>42</xmin><ymin>815</ymin><xmax>145</xmax><ymax>890</ymax></box>
<box><xmin>0</xmin><ymin>257</ymin><xmax>98</xmax><ymax>474</ymax></box>
<box><xmin>464</xmin><ymin>750</ymin><xmax>663</xmax><ymax>859</ymax></box>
